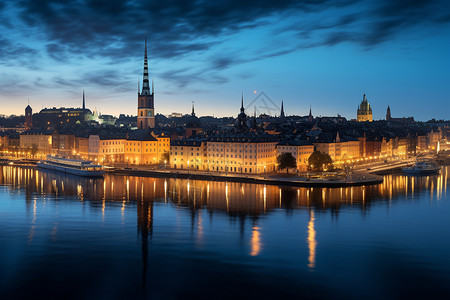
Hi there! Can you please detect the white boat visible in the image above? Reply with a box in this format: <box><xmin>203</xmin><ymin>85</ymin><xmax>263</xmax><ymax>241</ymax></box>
<box><xmin>402</xmin><ymin>160</ymin><xmax>441</xmax><ymax>175</ymax></box>
<box><xmin>37</xmin><ymin>155</ymin><xmax>105</xmax><ymax>177</ymax></box>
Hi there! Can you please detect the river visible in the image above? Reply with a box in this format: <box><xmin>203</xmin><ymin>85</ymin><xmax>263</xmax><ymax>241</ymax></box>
<box><xmin>0</xmin><ymin>166</ymin><xmax>449</xmax><ymax>299</ymax></box>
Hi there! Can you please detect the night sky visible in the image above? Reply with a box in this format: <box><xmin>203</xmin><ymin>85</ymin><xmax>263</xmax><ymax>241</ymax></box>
<box><xmin>0</xmin><ymin>0</ymin><xmax>449</xmax><ymax>120</ymax></box>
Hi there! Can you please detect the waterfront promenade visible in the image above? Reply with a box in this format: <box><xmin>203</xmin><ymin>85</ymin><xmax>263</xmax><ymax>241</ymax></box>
<box><xmin>111</xmin><ymin>167</ymin><xmax>383</xmax><ymax>188</ymax></box>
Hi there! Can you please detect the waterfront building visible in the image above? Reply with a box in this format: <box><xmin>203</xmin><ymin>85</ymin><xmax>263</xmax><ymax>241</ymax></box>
<box><xmin>19</xmin><ymin>129</ymin><xmax>53</xmax><ymax>158</ymax></box>
<box><xmin>206</xmin><ymin>133</ymin><xmax>278</xmax><ymax>174</ymax></box>
<box><xmin>137</xmin><ymin>36</ymin><xmax>155</xmax><ymax>129</ymax></box>
<box><xmin>88</xmin><ymin>133</ymin><xmax>127</xmax><ymax>163</ymax></box>
<box><xmin>52</xmin><ymin>131</ymin><xmax>76</xmax><ymax>157</ymax></box>
<box><xmin>124</xmin><ymin>130</ymin><xmax>169</xmax><ymax>165</ymax></box>
<box><xmin>357</xmin><ymin>94</ymin><xmax>373</xmax><ymax>122</ymax></box>
<box><xmin>313</xmin><ymin>132</ymin><xmax>360</xmax><ymax>162</ymax></box>
<box><xmin>170</xmin><ymin>140</ymin><xmax>207</xmax><ymax>170</ymax></box>
<box><xmin>276</xmin><ymin>140</ymin><xmax>314</xmax><ymax>171</ymax></box>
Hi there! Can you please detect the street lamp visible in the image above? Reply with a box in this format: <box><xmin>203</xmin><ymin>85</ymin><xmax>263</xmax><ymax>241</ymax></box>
<box><xmin>164</xmin><ymin>159</ymin><xmax>167</xmax><ymax>170</ymax></box>
<box><xmin>187</xmin><ymin>160</ymin><xmax>190</xmax><ymax>174</ymax></box>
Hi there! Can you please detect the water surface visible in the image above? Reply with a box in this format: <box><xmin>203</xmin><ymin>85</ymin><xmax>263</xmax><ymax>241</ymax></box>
<box><xmin>0</xmin><ymin>166</ymin><xmax>449</xmax><ymax>299</ymax></box>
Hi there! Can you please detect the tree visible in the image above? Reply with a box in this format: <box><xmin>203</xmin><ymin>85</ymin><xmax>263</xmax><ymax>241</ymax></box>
<box><xmin>160</xmin><ymin>151</ymin><xmax>170</xmax><ymax>164</ymax></box>
<box><xmin>277</xmin><ymin>152</ymin><xmax>297</xmax><ymax>174</ymax></box>
<box><xmin>308</xmin><ymin>151</ymin><xmax>333</xmax><ymax>171</ymax></box>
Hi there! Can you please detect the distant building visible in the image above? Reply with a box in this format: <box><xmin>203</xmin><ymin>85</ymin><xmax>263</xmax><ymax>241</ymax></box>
<box><xmin>185</xmin><ymin>102</ymin><xmax>202</xmax><ymax>138</ymax></box>
<box><xmin>386</xmin><ymin>105</ymin><xmax>391</xmax><ymax>121</ymax></box>
<box><xmin>357</xmin><ymin>94</ymin><xmax>373</xmax><ymax>122</ymax></box>
<box><xmin>36</xmin><ymin>91</ymin><xmax>93</xmax><ymax>127</ymax></box>
<box><xmin>308</xmin><ymin>105</ymin><xmax>314</xmax><ymax>123</ymax></box>
<box><xmin>236</xmin><ymin>94</ymin><xmax>248</xmax><ymax>133</ymax></box>
<box><xmin>25</xmin><ymin>105</ymin><xmax>32</xmax><ymax>129</ymax></box>
<box><xmin>280</xmin><ymin>100</ymin><xmax>285</xmax><ymax>118</ymax></box>
<box><xmin>137</xmin><ymin>36</ymin><xmax>155</xmax><ymax>129</ymax></box>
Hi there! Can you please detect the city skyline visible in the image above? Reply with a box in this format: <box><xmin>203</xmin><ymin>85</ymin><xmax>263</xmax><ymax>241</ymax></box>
<box><xmin>1</xmin><ymin>0</ymin><xmax>449</xmax><ymax>120</ymax></box>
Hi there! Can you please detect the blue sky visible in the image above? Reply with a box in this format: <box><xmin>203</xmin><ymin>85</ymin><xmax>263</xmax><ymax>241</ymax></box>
<box><xmin>0</xmin><ymin>0</ymin><xmax>449</xmax><ymax>120</ymax></box>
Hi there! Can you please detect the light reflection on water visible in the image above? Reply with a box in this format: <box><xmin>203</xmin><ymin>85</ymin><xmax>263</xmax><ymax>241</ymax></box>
<box><xmin>0</xmin><ymin>165</ymin><xmax>449</xmax><ymax>300</ymax></box>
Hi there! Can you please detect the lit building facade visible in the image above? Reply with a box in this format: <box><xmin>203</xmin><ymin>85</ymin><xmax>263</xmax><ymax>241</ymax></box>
<box><xmin>19</xmin><ymin>129</ymin><xmax>53</xmax><ymax>158</ymax></box>
<box><xmin>170</xmin><ymin>140</ymin><xmax>207</xmax><ymax>170</ymax></box>
<box><xmin>276</xmin><ymin>141</ymin><xmax>315</xmax><ymax>171</ymax></box>
<box><xmin>207</xmin><ymin>134</ymin><xmax>277</xmax><ymax>174</ymax></box>
<box><xmin>125</xmin><ymin>131</ymin><xmax>169</xmax><ymax>165</ymax></box>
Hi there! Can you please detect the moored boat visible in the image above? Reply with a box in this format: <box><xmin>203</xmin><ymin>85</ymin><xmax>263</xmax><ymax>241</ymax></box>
<box><xmin>402</xmin><ymin>160</ymin><xmax>441</xmax><ymax>175</ymax></box>
<box><xmin>37</xmin><ymin>155</ymin><xmax>105</xmax><ymax>177</ymax></box>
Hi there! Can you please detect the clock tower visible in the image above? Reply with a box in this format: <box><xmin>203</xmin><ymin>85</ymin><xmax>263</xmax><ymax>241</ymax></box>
<box><xmin>138</xmin><ymin>36</ymin><xmax>155</xmax><ymax>129</ymax></box>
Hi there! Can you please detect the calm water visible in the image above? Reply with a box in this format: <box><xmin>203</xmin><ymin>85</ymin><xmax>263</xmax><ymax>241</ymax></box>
<box><xmin>0</xmin><ymin>166</ymin><xmax>449</xmax><ymax>300</ymax></box>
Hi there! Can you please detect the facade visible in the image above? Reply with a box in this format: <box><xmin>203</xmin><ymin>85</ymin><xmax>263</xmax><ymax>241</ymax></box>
<box><xmin>207</xmin><ymin>134</ymin><xmax>277</xmax><ymax>174</ymax></box>
<box><xmin>170</xmin><ymin>140</ymin><xmax>207</xmax><ymax>170</ymax></box>
<box><xmin>19</xmin><ymin>129</ymin><xmax>53</xmax><ymax>158</ymax></box>
<box><xmin>137</xmin><ymin>37</ymin><xmax>155</xmax><ymax>129</ymax></box>
<box><xmin>357</xmin><ymin>94</ymin><xmax>373</xmax><ymax>122</ymax></box>
<box><xmin>52</xmin><ymin>132</ymin><xmax>76</xmax><ymax>156</ymax></box>
<box><xmin>125</xmin><ymin>131</ymin><xmax>169</xmax><ymax>165</ymax></box>
<box><xmin>88</xmin><ymin>135</ymin><xmax>126</xmax><ymax>164</ymax></box>
<box><xmin>37</xmin><ymin>107</ymin><xmax>92</xmax><ymax>128</ymax></box>
<box><xmin>314</xmin><ymin>133</ymin><xmax>360</xmax><ymax>163</ymax></box>
<box><xmin>276</xmin><ymin>141</ymin><xmax>315</xmax><ymax>171</ymax></box>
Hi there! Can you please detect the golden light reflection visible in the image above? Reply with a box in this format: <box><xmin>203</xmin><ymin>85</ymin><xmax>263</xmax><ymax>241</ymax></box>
<box><xmin>263</xmin><ymin>185</ymin><xmax>266</xmax><ymax>213</ymax></box>
<box><xmin>250</xmin><ymin>225</ymin><xmax>261</xmax><ymax>256</ymax></box>
<box><xmin>307</xmin><ymin>210</ymin><xmax>317</xmax><ymax>270</ymax></box>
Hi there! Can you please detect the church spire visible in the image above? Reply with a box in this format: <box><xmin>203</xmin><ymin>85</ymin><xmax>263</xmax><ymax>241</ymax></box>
<box><xmin>280</xmin><ymin>100</ymin><xmax>285</xmax><ymax>118</ymax></box>
<box><xmin>240</xmin><ymin>92</ymin><xmax>244</xmax><ymax>113</ymax></box>
<box><xmin>141</xmin><ymin>34</ymin><xmax>150</xmax><ymax>95</ymax></box>
<box><xmin>386</xmin><ymin>105</ymin><xmax>391</xmax><ymax>121</ymax></box>
<box><xmin>191</xmin><ymin>101</ymin><xmax>195</xmax><ymax>116</ymax></box>
<box><xmin>82</xmin><ymin>89</ymin><xmax>85</xmax><ymax>110</ymax></box>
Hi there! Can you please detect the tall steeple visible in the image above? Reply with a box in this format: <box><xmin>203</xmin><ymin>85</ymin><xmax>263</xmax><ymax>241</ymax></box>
<box><xmin>237</xmin><ymin>93</ymin><xmax>248</xmax><ymax>133</ymax></box>
<box><xmin>82</xmin><ymin>89</ymin><xmax>85</xmax><ymax>110</ymax></box>
<box><xmin>141</xmin><ymin>34</ymin><xmax>150</xmax><ymax>95</ymax></box>
<box><xmin>137</xmin><ymin>35</ymin><xmax>156</xmax><ymax>129</ymax></box>
<box><xmin>280</xmin><ymin>100</ymin><xmax>285</xmax><ymax>118</ymax></box>
<box><xmin>386</xmin><ymin>105</ymin><xmax>391</xmax><ymax>121</ymax></box>
<box><xmin>308</xmin><ymin>105</ymin><xmax>313</xmax><ymax>122</ymax></box>
<box><xmin>191</xmin><ymin>101</ymin><xmax>195</xmax><ymax>116</ymax></box>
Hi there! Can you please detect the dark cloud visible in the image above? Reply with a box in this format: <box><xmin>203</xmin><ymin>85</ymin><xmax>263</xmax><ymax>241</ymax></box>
<box><xmin>1</xmin><ymin>0</ymin><xmax>449</xmax><ymax>90</ymax></box>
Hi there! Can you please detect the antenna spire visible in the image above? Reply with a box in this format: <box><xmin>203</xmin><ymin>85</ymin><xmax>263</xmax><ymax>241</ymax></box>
<box><xmin>82</xmin><ymin>90</ymin><xmax>85</xmax><ymax>110</ymax></box>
